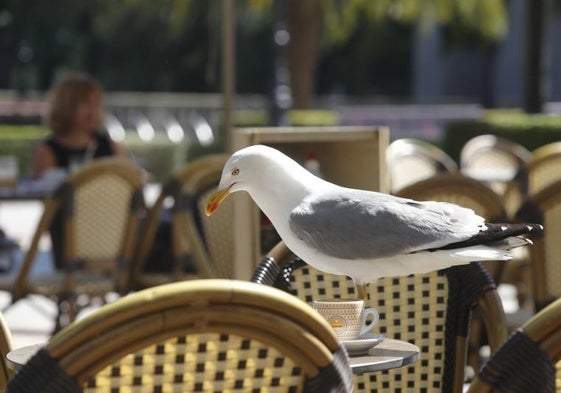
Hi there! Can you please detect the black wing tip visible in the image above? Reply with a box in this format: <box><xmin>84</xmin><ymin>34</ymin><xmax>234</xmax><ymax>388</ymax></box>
<box><xmin>526</xmin><ymin>223</ymin><xmax>544</xmax><ymax>232</ymax></box>
<box><xmin>435</xmin><ymin>223</ymin><xmax>543</xmax><ymax>251</ymax></box>
<box><xmin>488</xmin><ymin>222</ymin><xmax>543</xmax><ymax>235</ymax></box>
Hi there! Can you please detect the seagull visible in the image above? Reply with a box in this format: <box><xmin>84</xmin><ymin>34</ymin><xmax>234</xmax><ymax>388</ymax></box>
<box><xmin>205</xmin><ymin>145</ymin><xmax>543</xmax><ymax>299</ymax></box>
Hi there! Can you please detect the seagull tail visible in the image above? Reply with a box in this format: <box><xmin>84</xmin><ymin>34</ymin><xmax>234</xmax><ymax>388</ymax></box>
<box><xmin>394</xmin><ymin>246</ymin><xmax>513</xmax><ymax>277</ymax></box>
<box><xmin>451</xmin><ymin>246</ymin><xmax>512</xmax><ymax>261</ymax></box>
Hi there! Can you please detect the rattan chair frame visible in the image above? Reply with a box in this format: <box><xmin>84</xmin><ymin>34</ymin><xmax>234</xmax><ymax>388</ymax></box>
<box><xmin>467</xmin><ymin>297</ymin><xmax>561</xmax><ymax>393</ymax></box>
<box><xmin>8</xmin><ymin>158</ymin><xmax>144</xmax><ymax>331</ymax></box>
<box><xmin>131</xmin><ymin>154</ymin><xmax>230</xmax><ymax>289</ymax></box>
<box><xmin>252</xmin><ymin>241</ymin><xmax>508</xmax><ymax>393</ymax></box>
<box><xmin>7</xmin><ymin>279</ymin><xmax>353</xmax><ymax>392</ymax></box>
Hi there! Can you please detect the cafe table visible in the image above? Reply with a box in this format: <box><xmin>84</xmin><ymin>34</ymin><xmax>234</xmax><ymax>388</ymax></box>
<box><xmin>7</xmin><ymin>338</ymin><xmax>420</xmax><ymax>374</ymax></box>
<box><xmin>347</xmin><ymin>338</ymin><xmax>419</xmax><ymax>374</ymax></box>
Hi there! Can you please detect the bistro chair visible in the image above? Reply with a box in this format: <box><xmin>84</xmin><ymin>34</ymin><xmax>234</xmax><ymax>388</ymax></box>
<box><xmin>6</xmin><ymin>279</ymin><xmax>353</xmax><ymax>393</ymax></box>
<box><xmin>130</xmin><ymin>154</ymin><xmax>232</xmax><ymax>289</ymax></box>
<box><xmin>467</xmin><ymin>296</ymin><xmax>561</xmax><ymax>393</ymax></box>
<box><xmin>503</xmin><ymin>141</ymin><xmax>561</xmax><ymax>220</ymax></box>
<box><xmin>1</xmin><ymin>158</ymin><xmax>144</xmax><ymax>333</ymax></box>
<box><xmin>386</xmin><ymin>138</ymin><xmax>458</xmax><ymax>193</ymax></box>
<box><xmin>252</xmin><ymin>241</ymin><xmax>508</xmax><ymax>393</ymax></box>
<box><xmin>515</xmin><ymin>178</ymin><xmax>561</xmax><ymax>312</ymax></box>
<box><xmin>460</xmin><ymin>134</ymin><xmax>531</xmax><ymax>196</ymax></box>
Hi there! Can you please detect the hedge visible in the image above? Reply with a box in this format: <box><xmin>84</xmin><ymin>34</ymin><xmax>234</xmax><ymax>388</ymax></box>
<box><xmin>0</xmin><ymin>125</ymin><xmax>188</xmax><ymax>182</ymax></box>
<box><xmin>443</xmin><ymin>111</ymin><xmax>561</xmax><ymax>162</ymax></box>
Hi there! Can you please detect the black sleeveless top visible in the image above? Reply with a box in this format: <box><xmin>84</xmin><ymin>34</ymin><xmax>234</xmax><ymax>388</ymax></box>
<box><xmin>45</xmin><ymin>133</ymin><xmax>114</xmax><ymax>170</ymax></box>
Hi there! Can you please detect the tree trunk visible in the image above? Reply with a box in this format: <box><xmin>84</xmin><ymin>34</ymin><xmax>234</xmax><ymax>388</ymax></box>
<box><xmin>524</xmin><ymin>0</ymin><xmax>545</xmax><ymax>113</ymax></box>
<box><xmin>286</xmin><ymin>0</ymin><xmax>323</xmax><ymax>109</ymax></box>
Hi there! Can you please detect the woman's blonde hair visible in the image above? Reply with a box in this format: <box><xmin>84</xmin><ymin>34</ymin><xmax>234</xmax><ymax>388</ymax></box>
<box><xmin>45</xmin><ymin>72</ymin><xmax>102</xmax><ymax>136</ymax></box>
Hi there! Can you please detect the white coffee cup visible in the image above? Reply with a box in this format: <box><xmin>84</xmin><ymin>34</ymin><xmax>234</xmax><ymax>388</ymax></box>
<box><xmin>313</xmin><ymin>298</ymin><xmax>379</xmax><ymax>341</ymax></box>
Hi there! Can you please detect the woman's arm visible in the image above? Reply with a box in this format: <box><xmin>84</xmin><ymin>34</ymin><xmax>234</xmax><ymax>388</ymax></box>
<box><xmin>30</xmin><ymin>143</ymin><xmax>57</xmax><ymax>179</ymax></box>
<box><xmin>110</xmin><ymin>139</ymin><xmax>129</xmax><ymax>159</ymax></box>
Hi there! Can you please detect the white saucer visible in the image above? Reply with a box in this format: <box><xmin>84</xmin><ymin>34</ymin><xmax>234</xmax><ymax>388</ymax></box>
<box><xmin>341</xmin><ymin>334</ymin><xmax>385</xmax><ymax>356</ymax></box>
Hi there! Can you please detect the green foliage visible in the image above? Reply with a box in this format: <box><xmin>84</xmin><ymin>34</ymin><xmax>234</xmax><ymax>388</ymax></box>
<box><xmin>320</xmin><ymin>0</ymin><xmax>506</xmax><ymax>45</ymax></box>
<box><xmin>443</xmin><ymin>111</ymin><xmax>561</xmax><ymax>161</ymax></box>
<box><xmin>0</xmin><ymin>125</ymin><xmax>48</xmax><ymax>139</ymax></box>
<box><xmin>0</xmin><ymin>125</ymin><xmax>47</xmax><ymax>176</ymax></box>
<box><xmin>1</xmin><ymin>0</ymin><xmax>509</xmax><ymax>106</ymax></box>
<box><xmin>318</xmin><ymin>16</ymin><xmax>412</xmax><ymax>96</ymax></box>
<box><xmin>0</xmin><ymin>125</ymin><xmax>187</xmax><ymax>182</ymax></box>
<box><xmin>288</xmin><ymin>110</ymin><xmax>338</xmax><ymax>126</ymax></box>
<box><xmin>443</xmin><ymin>0</ymin><xmax>507</xmax><ymax>51</ymax></box>
<box><xmin>246</xmin><ymin>0</ymin><xmax>507</xmax><ymax>47</ymax></box>
<box><xmin>231</xmin><ymin>109</ymin><xmax>338</xmax><ymax>127</ymax></box>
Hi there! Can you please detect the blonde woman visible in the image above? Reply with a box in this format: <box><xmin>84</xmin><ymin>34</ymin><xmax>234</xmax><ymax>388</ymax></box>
<box><xmin>31</xmin><ymin>72</ymin><xmax>128</xmax><ymax>269</ymax></box>
<box><xmin>31</xmin><ymin>72</ymin><xmax>127</xmax><ymax>179</ymax></box>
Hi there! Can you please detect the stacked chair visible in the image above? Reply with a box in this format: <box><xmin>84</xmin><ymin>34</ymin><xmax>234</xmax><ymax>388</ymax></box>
<box><xmin>252</xmin><ymin>241</ymin><xmax>508</xmax><ymax>393</ymax></box>
<box><xmin>6</xmin><ymin>279</ymin><xmax>353</xmax><ymax>393</ymax></box>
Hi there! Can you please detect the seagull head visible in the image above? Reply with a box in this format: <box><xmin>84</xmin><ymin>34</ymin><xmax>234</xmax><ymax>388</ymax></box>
<box><xmin>205</xmin><ymin>144</ymin><xmax>320</xmax><ymax>216</ymax></box>
<box><xmin>205</xmin><ymin>145</ymin><xmax>279</xmax><ymax>216</ymax></box>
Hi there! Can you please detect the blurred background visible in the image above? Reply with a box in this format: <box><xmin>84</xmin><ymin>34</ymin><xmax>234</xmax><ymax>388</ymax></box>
<box><xmin>0</xmin><ymin>0</ymin><xmax>560</xmax><ymax>181</ymax></box>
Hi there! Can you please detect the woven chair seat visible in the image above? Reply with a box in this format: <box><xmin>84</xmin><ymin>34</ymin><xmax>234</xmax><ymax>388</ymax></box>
<box><xmin>83</xmin><ymin>333</ymin><xmax>305</xmax><ymax>392</ymax></box>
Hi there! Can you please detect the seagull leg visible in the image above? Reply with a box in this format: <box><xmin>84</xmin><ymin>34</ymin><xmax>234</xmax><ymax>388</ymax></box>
<box><xmin>357</xmin><ymin>284</ymin><xmax>368</xmax><ymax>300</ymax></box>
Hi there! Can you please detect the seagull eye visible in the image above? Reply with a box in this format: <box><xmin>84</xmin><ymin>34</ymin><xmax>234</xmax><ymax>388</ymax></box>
<box><xmin>231</xmin><ymin>168</ymin><xmax>240</xmax><ymax>176</ymax></box>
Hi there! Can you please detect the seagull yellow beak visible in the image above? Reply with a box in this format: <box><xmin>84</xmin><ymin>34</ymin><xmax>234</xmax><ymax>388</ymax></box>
<box><xmin>205</xmin><ymin>184</ymin><xmax>233</xmax><ymax>216</ymax></box>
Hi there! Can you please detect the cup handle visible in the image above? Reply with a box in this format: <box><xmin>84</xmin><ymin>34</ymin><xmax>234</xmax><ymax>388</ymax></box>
<box><xmin>359</xmin><ymin>308</ymin><xmax>379</xmax><ymax>337</ymax></box>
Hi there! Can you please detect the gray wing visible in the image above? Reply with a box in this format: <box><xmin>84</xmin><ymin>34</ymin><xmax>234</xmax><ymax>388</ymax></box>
<box><xmin>289</xmin><ymin>188</ymin><xmax>484</xmax><ymax>260</ymax></box>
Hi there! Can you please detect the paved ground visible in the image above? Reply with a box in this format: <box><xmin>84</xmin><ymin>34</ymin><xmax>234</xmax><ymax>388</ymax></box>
<box><xmin>0</xmin><ymin>200</ymin><xmax>56</xmax><ymax>348</ymax></box>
